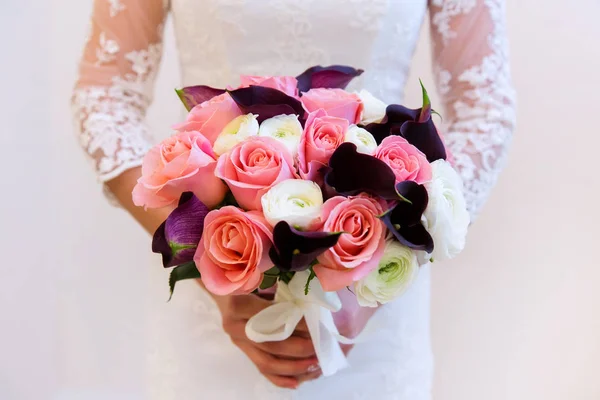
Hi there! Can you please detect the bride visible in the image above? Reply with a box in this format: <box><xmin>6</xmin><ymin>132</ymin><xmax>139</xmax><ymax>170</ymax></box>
<box><xmin>71</xmin><ymin>0</ymin><xmax>516</xmax><ymax>398</ymax></box>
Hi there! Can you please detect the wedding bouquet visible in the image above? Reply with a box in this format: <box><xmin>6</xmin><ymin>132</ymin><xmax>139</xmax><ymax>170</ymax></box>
<box><xmin>133</xmin><ymin>65</ymin><xmax>470</xmax><ymax>376</ymax></box>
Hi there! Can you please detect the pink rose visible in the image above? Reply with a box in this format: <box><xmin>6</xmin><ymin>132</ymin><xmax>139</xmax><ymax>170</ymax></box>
<box><xmin>301</xmin><ymin>88</ymin><xmax>364</xmax><ymax>124</ymax></box>
<box><xmin>173</xmin><ymin>93</ymin><xmax>242</xmax><ymax>144</ymax></box>
<box><xmin>314</xmin><ymin>195</ymin><xmax>386</xmax><ymax>291</ymax></box>
<box><xmin>297</xmin><ymin>109</ymin><xmax>349</xmax><ymax>179</ymax></box>
<box><xmin>195</xmin><ymin>206</ymin><xmax>273</xmax><ymax>295</ymax></box>
<box><xmin>238</xmin><ymin>75</ymin><xmax>299</xmax><ymax>97</ymax></box>
<box><xmin>132</xmin><ymin>131</ymin><xmax>227</xmax><ymax>209</ymax></box>
<box><xmin>215</xmin><ymin>137</ymin><xmax>296</xmax><ymax>211</ymax></box>
<box><xmin>374</xmin><ymin>136</ymin><xmax>432</xmax><ymax>184</ymax></box>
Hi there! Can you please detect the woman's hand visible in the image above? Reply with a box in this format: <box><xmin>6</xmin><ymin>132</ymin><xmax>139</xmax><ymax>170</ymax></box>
<box><xmin>209</xmin><ymin>291</ymin><xmax>322</xmax><ymax>389</ymax></box>
<box><xmin>106</xmin><ymin>167</ymin><xmax>322</xmax><ymax>389</ymax></box>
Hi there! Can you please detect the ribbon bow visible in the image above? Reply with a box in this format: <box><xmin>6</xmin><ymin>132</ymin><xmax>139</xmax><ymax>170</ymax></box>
<box><xmin>245</xmin><ymin>270</ymin><xmax>352</xmax><ymax>377</ymax></box>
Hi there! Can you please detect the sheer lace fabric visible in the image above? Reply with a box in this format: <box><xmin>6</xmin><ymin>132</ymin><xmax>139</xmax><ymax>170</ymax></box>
<box><xmin>72</xmin><ymin>0</ymin><xmax>167</xmax><ymax>181</ymax></box>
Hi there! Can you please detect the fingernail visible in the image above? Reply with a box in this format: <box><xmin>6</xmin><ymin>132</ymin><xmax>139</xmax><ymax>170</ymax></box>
<box><xmin>307</xmin><ymin>364</ymin><xmax>320</xmax><ymax>373</ymax></box>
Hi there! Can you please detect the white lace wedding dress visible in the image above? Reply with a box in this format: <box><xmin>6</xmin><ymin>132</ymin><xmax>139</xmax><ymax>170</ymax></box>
<box><xmin>71</xmin><ymin>0</ymin><xmax>516</xmax><ymax>398</ymax></box>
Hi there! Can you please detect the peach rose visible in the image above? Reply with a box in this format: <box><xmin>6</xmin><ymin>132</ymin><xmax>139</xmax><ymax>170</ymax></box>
<box><xmin>301</xmin><ymin>88</ymin><xmax>364</xmax><ymax>124</ymax></box>
<box><xmin>215</xmin><ymin>137</ymin><xmax>296</xmax><ymax>211</ymax></box>
<box><xmin>297</xmin><ymin>109</ymin><xmax>349</xmax><ymax>179</ymax></box>
<box><xmin>173</xmin><ymin>93</ymin><xmax>242</xmax><ymax>144</ymax></box>
<box><xmin>132</xmin><ymin>131</ymin><xmax>227</xmax><ymax>209</ymax></box>
<box><xmin>238</xmin><ymin>75</ymin><xmax>299</xmax><ymax>98</ymax></box>
<box><xmin>314</xmin><ymin>195</ymin><xmax>386</xmax><ymax>291</ymax></box>
<box><xmin>374</xmin><ymin>136</ymin><xmax>432</xmax><ymax>184</ymax></box>
<box><xmin>195</xmin><ymin>206</ymin><xmax>273</xmax><ymax>295</ymax></box>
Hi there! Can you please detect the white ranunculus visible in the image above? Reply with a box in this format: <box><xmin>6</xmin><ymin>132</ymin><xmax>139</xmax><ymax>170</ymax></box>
<box><xmin>357</xmin><ymin>89</ymin><xmax>387</xmax><ymax>124</ymax></box>
<box><xmin>213</xmin><ymin>113</ymin><xmax>259</xmax><ymax>155</ymax></box>
<box><xmin>354</xmin><ymin>240</ymin><xmax>418</xmax><ymax>307</ymax></box>
<box><xmin>423</xmin><ymin>160</ymin><xmax>470</xmax><ymax>262</ymax></box>
<box><xmin>344</xmin><ymin>125</ymin><xmax>378</xmax><ymax>155</ymax></box>
<box><xmin>258</xmin><ymin>115</ymin><xmax>303</xmax><ymax>157</ymax></box>
<box><xmin>261</xmin><ymin>179</ymin><xmax>324</xmax><ymax>229</ymax></box>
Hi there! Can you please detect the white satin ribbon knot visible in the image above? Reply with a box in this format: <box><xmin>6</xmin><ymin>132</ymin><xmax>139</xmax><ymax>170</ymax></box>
<box><xmin>245</xmin><ymin>270</ymin><xmax>353</xmax><ymax>377</ymax></box>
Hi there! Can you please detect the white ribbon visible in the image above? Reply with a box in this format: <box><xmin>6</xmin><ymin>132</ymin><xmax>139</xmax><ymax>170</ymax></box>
<box><xmin>245</xmin><ymin>270</ymin><xmax>352</xmax><ymax>377</ymax></box>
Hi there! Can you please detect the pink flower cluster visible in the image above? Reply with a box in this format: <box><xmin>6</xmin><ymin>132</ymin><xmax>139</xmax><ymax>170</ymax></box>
<box><xmin>134</xmin><ymin>71</ymin><xmax>443</xmax><ymax>296</ymax></box>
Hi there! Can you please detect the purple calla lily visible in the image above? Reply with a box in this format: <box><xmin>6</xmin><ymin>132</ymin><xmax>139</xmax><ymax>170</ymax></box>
<box><xmin>379</xmin><ymin>181</ymin><xmax>434</xmax><ymax>253</ymax></box>
<box><xmin>269</xmin><ymin>222</ymin><xmax>342</xmax><ymax>272</ymax></box>
<box><xmin>152</xmin><ymin>192</ymin><xmax>209</xmax><ymax>268</ymax></box>
<box><xmin>227</xmin><ymin>86</ymin><xmax>305</xmax><ymax>123</ymax></box>
<box><xmin>324</xmin><ymin>143</ymin><xmax>399</xmax><ymax>200</ymax></box>
<box><xmin>364</xmin><ymin>82</ymin><xmax>446</xmax><ymax>162</ymax></box>
<box><xmin>296</xmin><ymin>65</ymin><xmax>364</xmax><ymax>93</ymax></box>
<box><xmin>175</xmin><ymin>85</ymin><xmax>226</xmax><ymax>111</ymax></box>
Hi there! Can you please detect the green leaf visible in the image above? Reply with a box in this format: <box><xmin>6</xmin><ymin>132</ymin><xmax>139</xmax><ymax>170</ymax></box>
<box><xmin>168</xmin><ymin>262</ymin><xmax>201</xmax><ymax>301</ymax></box>
<box><xmin>259</xmin><ymin>274</ymin><xmax>278</xmax><ymax>290</ymax></box>
<box><xmin>304</xmin><ymin>268</ymin><xmax>317</xmax><ymax>296</ymax></box>
<box><xmin>216</xmin><ymin>191</ymin><xmax>240</xmax><ymax>209</ymax></box>
<box><xmin>279</xmin><ymin>271</ymin><xmax>294</xmax><ymax>284</ymax></box>
<box><xmin>175</xmin><ymin>88</ymin><xmax>192</xmax><ymax>112</ymax></box>
<box><xmin>264</xmin><ymin>266</ymin><xmax>280</xmax><ymax>277</ymax></box>
<box><xmin>418</xmin><ymin>79</ymin><xmax>432</xmax><ymax>123</ymax></box>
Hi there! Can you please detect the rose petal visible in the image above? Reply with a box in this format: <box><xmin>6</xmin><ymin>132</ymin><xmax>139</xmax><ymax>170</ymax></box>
<box><xmin>175</xmin><ymin>85</ymin><xmax>226</xmax><ymax>111</ymax></box>
<box><xmin>296</xmin><ymin>65</ymin><xmax>364</xmax><ymax>93</ymax></box>
<box><xmin>227</xmin><ymin>86</ymin><xmax>305</xmax><ymax>123</ymax></box>
<box><xmin>269</xmin><ymin>222</ymin><xmax>342</xmax><ymax>272</ymax></box>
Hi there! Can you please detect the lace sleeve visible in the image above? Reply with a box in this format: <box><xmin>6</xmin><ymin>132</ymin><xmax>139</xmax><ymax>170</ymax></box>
<box><xmin>428</xmin><ymin>0</ymin><xmax>517</xmax><ymax>220</ymax></box>
<box><xmin>71</xmin><ymin>0</ymin><xmax>168</xmax><ymax>182</ymax></box>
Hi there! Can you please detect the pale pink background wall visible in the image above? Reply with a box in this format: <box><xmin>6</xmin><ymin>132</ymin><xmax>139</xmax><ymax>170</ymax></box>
<box><xmin>1</xmin><ymin>0</ymin><xmax>599</xmax><ymax>399</ymax></box>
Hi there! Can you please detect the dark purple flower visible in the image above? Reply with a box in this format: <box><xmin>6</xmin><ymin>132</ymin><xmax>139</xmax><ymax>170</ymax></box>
<box><xmin>269</xmin><ymin>222</ymin><xmax>342</xmax><ymax>272</ymax></box>
<box><xmin>379</xmin><ymin>181</ymin><xmax>434</xmax><ymax>253</ymax></box>
<box><xmin>175</xmin><ymin>85</ymin><xmax>226</xmax><ymax>111</ymax></box>
<box><xmin>324</xmin><ymin>143</ymin><xmax>399</xmax><ymax>200</ymax></box>
<box><xmin>227</xmin><ymin>86</ymin><xmax>305</xmax><ymax>123</ymax></box>
<box><xmin>152</xmin><ymin>192</ymin><xmax>209</xmax><ymax>268</ymax></box>
<box><xmin>296</xmin><ymin>65</ymin><xmax>364</xmax><ymax>93</ymax></box>
<box><xmin>364</xmin><ymin>81</ymin><xmax>446</xmax><ymax>162</ymax></box>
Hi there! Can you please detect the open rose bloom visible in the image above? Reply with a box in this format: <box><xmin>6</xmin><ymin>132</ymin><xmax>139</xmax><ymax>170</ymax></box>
<box><xmin>134</xmin><ymin>65</ymin><xmax>469</xmax><ymax>376</ymax></box>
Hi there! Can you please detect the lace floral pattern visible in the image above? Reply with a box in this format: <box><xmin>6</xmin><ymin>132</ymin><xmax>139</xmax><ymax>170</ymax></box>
<box><xmin>107</xmin><ymin>0</ymin><xmax>126</xmax><ymax>17</ymax></box>
<box><xmin>95</xmin><ymin>32</ymin><xmax>120</xmax><ymax>65</ymax></box>
<box><xmin>71</xmin><ymin>86</ymin><xmax>153</xmax><ymax>180</ymax></box>
<box><xmin>430</xmin><ymin>0</ymin><xmax>517</xmax><ymax>219</ymax></box>
<box><xmin>72</xmin><ymin>0</ymin><xmax>166</xmax><ymax>181</ymax></box>
<box><xmin>431</xmin><ymin>0</ymin><xmax>477</xmax><ymax>44</ymax></box>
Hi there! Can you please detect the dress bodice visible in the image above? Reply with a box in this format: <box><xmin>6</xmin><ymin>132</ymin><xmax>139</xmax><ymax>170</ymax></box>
<box><xmin>170</xmin><ymin>0</ymin><xmax>427</xmax><ymax>104</ymax></box>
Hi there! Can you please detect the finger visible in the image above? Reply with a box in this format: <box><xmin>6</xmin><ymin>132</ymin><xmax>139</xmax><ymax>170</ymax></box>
<box><xmin>236</xmin><ymin>340</ymin><xmax>296</xmax><ymax>387</ymax></box>
<box><xmin>341</xmin><ymin>343</ymin><xmax>354</xmax><ymax>356</ymax></box>
<box><xmin>293</xmin><ymin>318</ymin><xmax>310</xmax><ymax>337</ymax></box>
<box><xmin>298</xmin><ymin>367</ymin><xmax>322</xmax><ymax>384</ymax></box>
<box><xmin>254</xmin><ymin>336</ymin><xmax>316</xmax><ymax>358</ymax></box>
<box><xmin>261</xmin><ymin>354</ymin><xmax>320</xmax><ymax>377</ymax></box>
<box><xmin>264</xmin><ymin>373</ymin><xmax>298</xmax><ymax>390</ymax></box>
<box><xmin>244</xmin><ymin>343</ymin><xmax>319</xmax><ymax>376</ymax></box>
<box><xmin>229</xmin><ymin>294</ymin><xmax>273</xmax><ymax>320</ymax></box>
